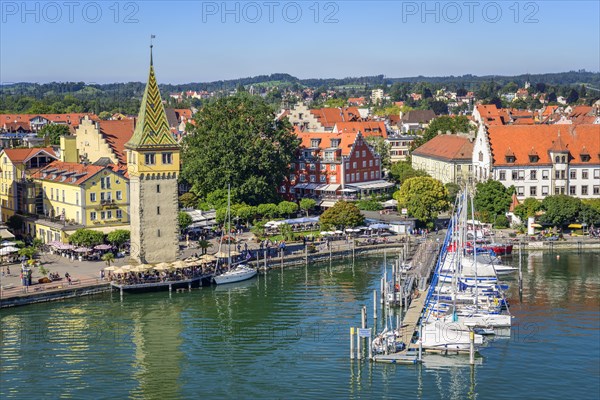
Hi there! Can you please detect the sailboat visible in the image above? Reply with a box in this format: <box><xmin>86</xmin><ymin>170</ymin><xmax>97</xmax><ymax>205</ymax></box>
<box><xmin>213</xmin><ymin>184</ymin><xmax>257</xmax><ymax>285</ymax></box>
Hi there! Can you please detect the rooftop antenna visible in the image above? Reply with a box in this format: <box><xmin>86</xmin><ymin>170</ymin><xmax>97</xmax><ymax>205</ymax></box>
<box><xmin>150</xmin><ymin>34</ymin><xmax>156</xmax><ymax>65</ymax></box>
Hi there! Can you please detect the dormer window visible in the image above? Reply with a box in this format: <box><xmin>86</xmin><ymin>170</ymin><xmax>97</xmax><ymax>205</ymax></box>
<box><xmin>529</xmin><ymin>155</ymin><xmax>539</xmax><ymax>163</ymax></box>
<box><xmin>506</xmin><ymin>156</ymin><xmax>515</xmax><ymax>163</ymax></box>
<box><xmin>581</xmin><ymin>154</ymin><xmax>591</xmax><ymax>162</ymax></box>
<box><xmin>330</xmin><ymin>139</ymin><xmax>341</xmax><ymax>148</ymax></box>
<box><xmin>311</xmin><ymin>139</ymin><xmax>321</xmax><ymax>148</ymax></box>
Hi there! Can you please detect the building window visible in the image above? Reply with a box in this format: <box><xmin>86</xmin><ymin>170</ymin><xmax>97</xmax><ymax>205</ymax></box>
<box><xmin>107</xmin><ymin>211</ymin><xmax>112</xmax><ymax>219</ymax></box>
<box><xmin>517</xmin><ymin>170</ymin><xmax>525</xmax><ymax>180</ymax></box>
<box><xmin>352</xmin><ymin>162</ymin><xmax>357</xmax><ymax>169</ymax></box>
<box><xmin>320</xmin><ymin>175</ymin><xmax>326</xmax><ymax>183</ymax></box>
<box><xmin>517</xmin><ymin>186</ymin><xmax>524</xmax><ymax>196</ymax></box>
<box><xmin>116</xmin><ymin>209</ymin><xmax>122</xmax><ymax>219</ymax></box>
<box><xmin>363</xmin><ymin>172</ymin><xmax>368</xmax><ymax>180</ymax></box>
<box><xmin>362</xmin><ymin>150</ymin><xmax>366</xmax><ymax>157</ymax></box>
<box><xmin>581</xmin><ymin>186</ymin><xmax>588</xmax><ymax>195</ymax></box>
<box><xmin>362</xmin><ymin>161</ymin><xmax>366</xmax><ymax>168</ymax></box>
<box><xmin>145</xmin><ymin>153</ymin><xmax>155</xmax><ymax>165</ymax></box>
<box><xmin>594</xmin><ymin>169</ymin><xmax>600</xmax><ymax>179</ymax></box>
<box><xmin>311</xmin><ymin>139</ymin><xmax>320</xmax><ymax>148</ymax></box>
<box><xmin>299</xmin><ymin>163</ymin><xmax>305</xmax><ymax>170</ymax></box>
<box><xmin>345</xmin><ymin>174</ymin><xmax>350</xmax><ymax>182</ymax></box>
<box><xmin>62</xmin><ymin>190</ymin><xmax>65</xmax><ymax>202</ymax></box>
<box><xmin>569</xmin><ymin>186</ymin><xmax>576</xmax><ymax>195</ymax></box>
<box><xmin>101</xmin><ymin>177</ymin><xmax>111</xmax><ymax>189</ymax></box>
<box><xmin>375</xmin><ymin>159</ymin><xmax>380</xmax><ymax>166</ymax></box>
<box><xmin>330</xmin><ymin>176</ymin><xmax>337</xmax><ymax>183</ymax></box>
<box><xmin>582</xmin><ymin>169</ymin><xmax>588</xmax><ymax>179</ymax></box>
<box><xmin>51</xmin><ymin>188</ymin><xmax>54</xmax><ymax>200</ymax></box>
<box><xmin>100</xmin><ymin>211</ymin><xmax>106</xmax><ymax>220</ymax></box>
<box><xmin>555</xmin><ymin>170</ymin><xmax>560</xmax><ymax>179</ymax></box>
<box><xmin>90</xmin><ymin>193</ymin><xmax>96</xmax><ymax>202</ymax></box>
<box><xmin>76</xmin><ymin>192</ymin><xmax>79</xmax><ymax>205</ymax></box>
<box><xmin>309</xmin><ymin>163</ymin><xmax>315</xmax><ymax>170</ymax></box>
<box><xmin>370</xmin><ymin>171</ymin><xmax>375</xmax><ymax>179</ymax></box>
<box><xmin>157</xmin><ymin>229</ymin><xmax>161</xmax><ymax>237</ymax></box>
<box><xmin>310</xmin><ymin>175</ymin><xmax>316</xmax><ymax>183</ymax></box>
<box><xmin>280</xmin><ymin>186</ymin><xmax>286</xmax><ymax>193</ymax></box>
<box><xmin>162</xmin><ymin>152</ymin><xmax>173</xmax><ymax>164</ymax></box>
<box><xmin>512</xmin><ymin>171</ymin><xmax>518</xmax><ymax>180</ymax></box>
<box><xmin>530</xmin><ymin>170</ymin><xmax>537</xmax><ymax>180</ymax></box>
<box><xmin>90</xmin><ymin>212</ymin><xmax>96</xmax><ymax>220</ymax></box>
<box><xmin>156</xmin><ymin>185</ymin><xmax>160</xmax><ymax>193</ymax></box>
<box><xmin>570</xmin><ymin>170</ymin><xmax>576</xmax><ymax>179</ymax></box>
<box><xmin>330</xmin><ymin>165</ymin><xmax>336</xmax><ymax>171</ymax></box>
<box><xmin>530</xmin><ymin>186</ymin><xmax>537</xmax><ymax>196</ymax></box>
<box><xmin>355</xmin><ymin>151</ymin><xmax>360</xmax><ymax>158</ymax></box>
<box><xmin>369</xmin><ymin>160</ymin><xmax>373</xmax><ymax>167</ymax></box>
<box><xmin>541</xmin><ymin>186</ymin><xmax>549</xmax><ymax>196</ymax></box>
<box><xmin>499</xmin><ymin>171</ymin><xmax>506</xmax><ymax>181</ymax></box>
<box><xmin>594</xmin><ymin>186</ymin><xmax>600</xmax><ymax>195</ymax></box>
<box><xmin>299</xmin><ymin>175</ymin><xmax>306</xmax><ymax>183</ymax></box>
<box><xmin>157</xmin><ymin>206</ymin><xmax>160</xmax><ymax>215</ymax></box>
<box><xmin>116</xmin><ymin>191</ymin><xmax>122</xmax><ymax>200</ymax></box>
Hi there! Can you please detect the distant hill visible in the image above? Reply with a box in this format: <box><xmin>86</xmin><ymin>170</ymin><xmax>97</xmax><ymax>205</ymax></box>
<box><xmin>2</xmin><ymin>71</ymin><xmax>598</xmax><ymax>95</ymax></box>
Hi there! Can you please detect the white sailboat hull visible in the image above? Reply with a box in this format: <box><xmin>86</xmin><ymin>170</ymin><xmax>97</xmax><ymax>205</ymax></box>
<box><xmin>214</xmin><ymin>265</ymin><xmax>257</xmax><ymax>285</ymax></box>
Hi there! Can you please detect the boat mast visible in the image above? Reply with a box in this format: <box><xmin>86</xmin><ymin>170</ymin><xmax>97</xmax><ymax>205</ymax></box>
<box><xmin>227</xmin><ymin>183</ymin><xmax>231</xmax><ymax>270</ymax></box>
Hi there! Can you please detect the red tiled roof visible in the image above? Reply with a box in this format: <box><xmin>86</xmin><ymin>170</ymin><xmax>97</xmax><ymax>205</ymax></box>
<box><xmin>98</xmin><ymin>119</ymin><xmax>135</xmax><ymax>165</ymax></box>
<box><xmin>334</xmin><ymin>121</ymin><xmax>387</xmax><ymax>138</ymax></box>
<box><xmin>488</xmin><ymin>124</ymin><xmax>600</xmax><ymax>167</ymax></box>
<box><xmin>174</xmin><ymin>109</ymin><xmax>193</xmax><ymax>120</ymax></box>
<box><xmin>295</xmin><ymin>128</ymin><xmax>359</xmax><ymax>157</ymax></box>
<box><xmin>310</xmin><ymin>107</ymin><xmax>362</xmax><ymax>128</ymax></box>
<box><xmin>475</xmin><ymin>104</ymin><xmax>507</xmax><ymax>126</ymax></box>
<box><xmin>412</xmin><ymin>134</ymin><xmax>474</xmax><ymax>161</ymax></box>
<box><xmin>2</xmin><ymin>147</ymin><xmax>56</xmax><ymax>163</ymax></box>
<box><xmin>32</xmin><ymin>161</ymin><xmax>106</xmax><ymax>186</ymax></box>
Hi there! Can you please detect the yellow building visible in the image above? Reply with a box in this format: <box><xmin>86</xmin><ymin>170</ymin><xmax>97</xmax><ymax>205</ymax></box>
<box><xmin>74</xmin><ymin>116</ymin><xmax>134</xmax><ymax>165</ymax></box>
<box><xmin>0</xmin><ymin>147</ymin><xmax>57</xmax><ymax>227</ymax></box>
<box><xmin>31</xmin><ymin>160</ymin><xmax>130</xmax><ymax>243</ymax></box>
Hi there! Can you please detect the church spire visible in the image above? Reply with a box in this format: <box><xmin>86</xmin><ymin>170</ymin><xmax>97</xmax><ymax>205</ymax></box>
<box><xmin>125</xmin><ymin>45</ymin><xmax>178</xmax><ymax>150</ymax></box>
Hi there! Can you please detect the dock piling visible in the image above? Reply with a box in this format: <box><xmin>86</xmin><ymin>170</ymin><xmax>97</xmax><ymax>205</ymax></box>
<box><xmin>373</xmin><ymin>290</ymin><xmax>377</xmax><ymax>324</ymax></box>
<box><xmin>469</xmin><ymin>330</ymin><xmax>475</xmax><ymax>365</ymax></box>
<box><xmin>350</xmin><ymin>327</ymin><xmax>355</xmax><ymax>359</ymax></box>
<box><xmin>356</xmin><ymin>328</ymin><xmax>362</xmax><ymax>360</ymax></box>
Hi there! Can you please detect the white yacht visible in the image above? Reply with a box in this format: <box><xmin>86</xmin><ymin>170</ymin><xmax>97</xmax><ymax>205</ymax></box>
<box><xmin>214</xmin><ymin>264</ymin><xmax>257</xmax><ymax>285</ymax></box>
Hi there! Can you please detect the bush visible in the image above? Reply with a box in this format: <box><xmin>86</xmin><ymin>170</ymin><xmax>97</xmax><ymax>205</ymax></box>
<box><xmin>494</xmin><ymin>215</ymin><xmax>509</xmax><ymax>229</ymax></box>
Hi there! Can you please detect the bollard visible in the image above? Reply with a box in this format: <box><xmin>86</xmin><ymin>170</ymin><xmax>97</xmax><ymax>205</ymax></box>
<box><xmin>418</xmin><ymin>326</ymin><xmax>423</xmax><ymax>362</ymax></box>
<box><xmin>469</xmin><ymin>330</ymin><xmax>475</xmax><ymax>365</ymax></box>
<box><xmin>357</xmin><ymin>328</ymin><xmax>362</xmax><ymax>360</ymax></box>
<box><xmin>368</xmin><ymin>330</ymin><xmax>373</xmax><ymax>360</ymax></box>
<box><xmin>350</xmin><ymin>327</ymin><xmax>355</xmax><ymax>359</ymax></box>
<box><xmin>380</xmin><ymin>277</ymin><xmax>385</xmax><ymax>304</ymax></box>
<box><xmin>361</xmin><ymin>306</ymin><xmax>367</xmax><ymax>329</ymax></box>
<box><xmin>373</xmin><ymin>290</ymin><xmax>378</xmax><ymax>323</ymax></box>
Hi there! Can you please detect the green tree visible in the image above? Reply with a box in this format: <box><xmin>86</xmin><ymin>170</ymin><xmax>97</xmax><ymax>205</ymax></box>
<box><xmin>198</xmin><ymin>188</ymin><xmax>238</xmax><ymax>211</ymax></box>
<box><xmin>235</xmin><ymin>204</ymin><xmax>257</xmax><ymax>226</ymax></box>
<box><xmin>364</xmin><ymin>136</ymin><xmax>391</xmax><ymax>170</ymax></box>
<box><xmin>299</xmin><ymin>198</ymin><xmax>317</xmax><ymax>216</ymax></box>
<box><xmin>257</xmin><ymin>203</ymin><xmax>279</xmax><ymax>219</ymax></box>
<box><xmin>279</xmin><ymin>223</ymin><xmax>294</xmax><ymax>242</ymax></box>
<box><xmin>98</xmin><ymin>111</ymin><xmax>112</xmax><ymax>120</ymax></box>
<box><xmin>580</xmin><ymin>199</ymin><xmax>600</xmax><ymax>226</ymax></box>
<box><xmin>355</xmin><ymin>198</ymin><xmax>383</xmax><ymax>211</ymax></box>
<box><xmin>101</xmin><ymin>252</ymin><xmax>115</xmax><ymax>268</ymax></box>
<box><xmin>411</xmin><ymin>115</ymin><xmax>472</xmax><ymax>151</ymax></box>
<box><xmin>541</xmin><ymin>195</ymin><xmax>581</xmax><ymax>226</ymax></box>
<box><xmin>393</xmin><ymin>177</ymin><xmax>449</xmax><ymax>228</ymax></box>
<box><xmin>178</xmin><ymin>212</ymin><xmax>193</xmax><ymax>231</ymax></box>
<box><xmin>6</xmin><ymin>215</ymin><xmax>24</xmax><ymax>232</ymax></box>
<box><xmin>566</xmin><ymin>89</ymin><xmax>579</xmax><ymax>104</ymax></box>
<box><xmin>18</xmin><ymin>246</ymin><xmax>37</xmax><ymax>260</ymax></box>
<box><xmin>473</xmin><ymin>180</ymin><xmax>512</xmax><ymax>223</ymax></box>
<box><xmin>445</xmin><ymin>183</ymin><xmax>461</xmax><ymax>205</ymax></box>
<box><xmin>388</xmin><ymin>161</ymin><xmax>429</xmax><ymax>184</ymax></box>
<box><xmin>320</xmin><ymin>201</ymin><xmax>365</xmax><ymax>229</ymax></box>
<box><xmin>277</xmin><ymin>201</ymin><xmax>299</xmax><ymax>218</ymax></box>
<box><xmin>182</xmin><ymin>93</ymin><xmax>299</xmax><ymax>205</ymax></box>
<box><xmin>197</xmin><ymin>239</ymin><xmax>213</xmax><ymax>255</ymax></box>
<box><xmin>107</xmin><ymin>229</ymin><xmax>130</xmax><ymax>249</ymax></box>
<box><xmin>37</xmin><ymin>124</ymin><xmax>70</xmax><ymax>145</ymax></box>
<box><xmin>68</xmin><ymin>229</ymin><xmax>105</xmax><ymax>247</ymax></box>
<box><xmin>179</xmin><ymin>192</ymin><xmax>198</xmax><ymax>208</ymax></box>
<box><xmin>513</xmin><ymin>198</ymin><xmax>542</xmax><ymax>222</ymax></box>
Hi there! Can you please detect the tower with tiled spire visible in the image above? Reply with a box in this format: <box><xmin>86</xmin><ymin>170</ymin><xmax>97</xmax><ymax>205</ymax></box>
<box><xmin>125</xmin><ymin>46</ymin><xmax>180</xmax><ymax>263</ymax></box>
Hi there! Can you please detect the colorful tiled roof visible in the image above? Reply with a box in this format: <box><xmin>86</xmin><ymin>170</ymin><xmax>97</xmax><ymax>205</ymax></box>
<box><xmin>0</xmin><ymin>113</ymin><xmax>98</xmax><ymax>130</ymax></box>
<box><xmin>310</xmin><ymin>107</ymin><xmax>362</xmax><ymax>128</ymax></box>
<box><xmin>412</xmin><ymin>134</ymin><xmax>474</xmax><ymax>161</ymax></box>
<box><xmin>295</xmin><ymin>128</ymin><xmax>360</xmax><ymax>157</ymax></box>
<box><xmin>334</xmin><ymin>121</ymin><xmax>387</xmax><ymax>138</ymax></box>
<box><xmin>125</xmin><ymin>49</ymin><xmax>179</xmax><ymax>150</ymax></box>
<box><xmin>488</xmin><ymin>124</ymin><xmax>600</xmax><ymax>166</ymax></box>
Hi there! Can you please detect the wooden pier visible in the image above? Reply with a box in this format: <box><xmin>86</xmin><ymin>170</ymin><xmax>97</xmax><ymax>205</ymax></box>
<box><xmin>110</xmin><ymin>274</ymin><xmax>212</xmax><ymax>293</ymax></box>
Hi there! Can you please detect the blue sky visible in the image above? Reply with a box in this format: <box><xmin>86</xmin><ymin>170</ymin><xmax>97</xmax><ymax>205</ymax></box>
<box><xmin>1</xmin><ymin>1</ymin><xmax>599</xmax><ymax>83</ymax></box>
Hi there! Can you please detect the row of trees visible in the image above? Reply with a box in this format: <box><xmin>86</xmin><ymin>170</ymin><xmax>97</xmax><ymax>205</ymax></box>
<box><xmin>68</xmin><ymin>229</ymin><xmax>130</xmax><ymax>248</ymax></box>
<box><xmin>513</xmin><ymin>196</ymin><xmax>600</xmax><ymax>227</ymax></box>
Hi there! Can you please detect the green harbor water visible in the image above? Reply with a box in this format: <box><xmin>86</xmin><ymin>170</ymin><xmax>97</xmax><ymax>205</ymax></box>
<box><xmin>1</xmin><ymin>251</ymin><xmax>599</xmax><ymax>399</ymax></box>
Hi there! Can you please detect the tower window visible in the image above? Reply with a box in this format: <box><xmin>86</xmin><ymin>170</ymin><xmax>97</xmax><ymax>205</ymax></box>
<box><xmin>156</xmin><ymin>184</ymin><xmax>160</xmax><ymax>193</ymax></box>
<box><xmin>157</xmin><ymin>229</ymin><xmax>161</xmax><ymax>237</ymax></box>
<box><xmin>145</xmin><ymin>153</ymin><xmax>156</xmax><ymax>165</ymax></box>
<box><xmin>162</xmin><ymin>152</ymin><xmax>173</xmax><ymax>164</ymax></box>
<box><xmin>157</xmin><ymin>206</ymin><xmax>160</xmax><ymax>215</ymax></box>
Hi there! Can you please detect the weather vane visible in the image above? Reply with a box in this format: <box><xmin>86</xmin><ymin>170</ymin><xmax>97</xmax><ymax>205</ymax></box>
<box><xmin>150</xmin><ymin>34</ymin><xmax>156</xmax><ymax>48</ymax></box>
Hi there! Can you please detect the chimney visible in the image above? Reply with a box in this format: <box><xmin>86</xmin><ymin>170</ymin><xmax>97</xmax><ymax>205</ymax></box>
<box><xmin>60</xmin><ymin>136</ymin><xmax>79</xmax><ymax>163</ymax></box>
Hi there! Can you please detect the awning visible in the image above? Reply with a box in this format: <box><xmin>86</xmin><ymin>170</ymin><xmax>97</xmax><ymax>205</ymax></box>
<box><xmin>316</xmin><ymin>184</ymin><xmax>340</xmax><ymax>192</ymax></box>
<box><xmin>305</xmin><ymin>183</ymin><xmax>319</xmax><ymax>190</ymax></box>
<box><xmin>294</xmin><ymin>183</ymin><xmax>308</xmax><ymax>189</ymax></box>
<box><xmin>346</xmin><ymin>180</ymin><xmax>396</xmax><ymax>190</ymax></box>
<box><xmin>319</xmin><ymin>200</ymin><xmax>337</xmax><ymax>208</ymax></box>
<box><xmin>0</xmin><ymin>229</ymin><xmax>15</xmax><ymax>240</ymax></box>
<box><xmin>568</xmin><ymin>224</ymin><xmax>582</xmax><ymax>229</ymax></box>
